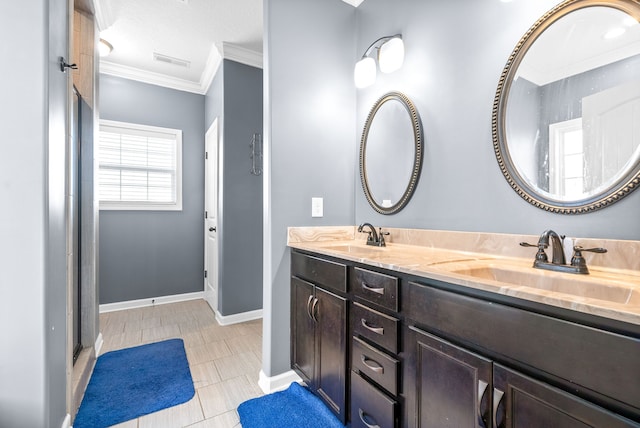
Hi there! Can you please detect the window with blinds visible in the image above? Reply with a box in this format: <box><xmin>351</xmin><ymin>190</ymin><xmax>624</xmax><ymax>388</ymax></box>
<box><xmin>98</xmin><ymin>120</ymin><xmax>182</xmax><ymax>211</ymax></box>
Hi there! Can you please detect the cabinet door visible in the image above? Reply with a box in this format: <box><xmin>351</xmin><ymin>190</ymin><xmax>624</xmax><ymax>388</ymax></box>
<box><xmin>410</xmin><ymin>326</ymin><xmax>493</xmax><ymax>428</ymax></box>
<box><xmin>291</xmin><ymin>277</ymin><xmax>316</xmax><ymax>384</ymax></box>
<box><xmin>316</xmin><ymin>286</ymin><xmax>348</xmax><ymax>423</ymax></box>
<box><xmin>493</xmin><ymin>364</ymin><xmax>640</xmax><ymax>428</ymax></box>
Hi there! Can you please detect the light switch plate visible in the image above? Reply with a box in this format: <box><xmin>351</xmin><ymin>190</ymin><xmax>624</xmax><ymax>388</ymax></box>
<box><xmin>312</xmin><ymin>197</ymin><xmax>323</xmax><ymax>217</ymax></box>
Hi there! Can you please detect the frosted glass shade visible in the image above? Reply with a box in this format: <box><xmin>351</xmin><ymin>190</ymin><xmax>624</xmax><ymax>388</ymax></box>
<box><xmin>354</xmin><ymin>57</ymin><xmax>376</xmax><ymax>88</ymax></box>
<box><xmin>378</xmin><ymin>37</ymin><xmax>404</xmax><ymax>73</ymax></box>
<box><xmin>99</xmin><ymin>39</ymin><xmax>113</xmax><ymax>57</ymax></box>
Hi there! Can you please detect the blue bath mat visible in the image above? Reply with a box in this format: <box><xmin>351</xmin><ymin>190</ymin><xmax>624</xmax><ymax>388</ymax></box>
<box><xmin>237</xmin><ymin>382</ymin><xmax>345</xmax><ymax>428</ymax></box>
<box><xmin>74</xmin><ymin>338</ymin><xmax>194</xmax><ymax>428</ymax></box>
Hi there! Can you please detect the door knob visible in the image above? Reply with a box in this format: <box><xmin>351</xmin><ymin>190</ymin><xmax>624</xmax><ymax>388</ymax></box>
<box><xmin>209</xmin><ymin>227</ymin><xmax>216</xmax><ymax>232</ymax></box>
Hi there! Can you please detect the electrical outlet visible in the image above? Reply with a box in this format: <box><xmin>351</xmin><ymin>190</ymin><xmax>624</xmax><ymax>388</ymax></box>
<box><xmin>312</xmin><ymin>197</ymin><xmax>323</xmax><ymax>217</ymax></box>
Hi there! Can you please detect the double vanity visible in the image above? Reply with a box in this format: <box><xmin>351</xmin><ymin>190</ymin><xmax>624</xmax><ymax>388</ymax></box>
<box><xmin>288</xmin><ymin>226</ymin><xmax>640</xmax><ymax>428</ymax></box>
<box><xmin>290</xmin><ymin>0</ymin><xmax>640</xmax><ymax>426</ymax></box>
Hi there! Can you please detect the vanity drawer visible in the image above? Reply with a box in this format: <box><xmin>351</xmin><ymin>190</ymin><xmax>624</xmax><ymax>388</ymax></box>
<box><xmin>291</xmin><ymin>251</ymin><xmax>347</xmax><ymax>293</ymax></box>
<box><xmin>352</xmin><ymin>267</ymin><xmax>398</xmax><ymax>312</ymax></box>
<box><xmin>351</xmin><ymin>371</ymin><xmax>397</xmax><ymax>428</ymax></box>
<box><xmin>352</xmin><ymin>336</ymin><xmax>399</xmax><ymax>396</ymax></box>
<box><xmin>352</xmin><ymin>302</ymin><xmax>399</xmax><ymax>354</ymax></box>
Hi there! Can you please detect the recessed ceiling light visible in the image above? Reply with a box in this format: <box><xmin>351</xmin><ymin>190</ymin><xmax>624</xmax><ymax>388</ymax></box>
<box><xmin>603</xmin><ymin>27</ymin><xmax>626</xmax><ymax>39</ymax></box>
<box><xmin>623</xmin><ymin>16</ymin><xmax>638</xmax><ymax>27</ymax></box>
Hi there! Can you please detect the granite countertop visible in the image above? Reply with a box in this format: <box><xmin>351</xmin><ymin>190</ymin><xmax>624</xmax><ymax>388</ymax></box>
<box><xmin>288</xmin><ymin>227</ymin><xmax>640</xmax><ymax>326</ymax></box>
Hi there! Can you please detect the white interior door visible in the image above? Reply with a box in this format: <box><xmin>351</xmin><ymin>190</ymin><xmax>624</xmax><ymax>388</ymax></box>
<box><xmin>204</xmin><ymin>119</ymin><xmax>219</xmax><ymax>313</ymax></box>
<box><xmin>583</xmin><ymin>80</ymin><xmax>640</xmax><ymax>192</ymax></box>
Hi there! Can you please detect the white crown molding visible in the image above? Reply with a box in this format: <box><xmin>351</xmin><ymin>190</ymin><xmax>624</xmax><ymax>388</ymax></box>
<box><xmin>222</xmin><ymin>42</ymin><xmax>263</xmax><ymax>69</ymax></box>
<box><xmin>99</xmin><ymin>43</ymin><xmax>260</xmax><ymax>95</ymax></box>
<box><xmin>340</xmin><ymin>0</ymin><xmax>366</xmax><ymax>7</ymax></box>
<box><xmin>100</xmin><ymin>60</ymin><xmax>208</xmax><ymax>94</ymax></box>
<box><xmin>201</xmin><ymin>46</ymin><xmax>223</xmax><ymax>94</ymax></box>
<box><xmin>92</xmin><ymin>0</ymin><xmax>114</xmax><ymax>31</ymax></box>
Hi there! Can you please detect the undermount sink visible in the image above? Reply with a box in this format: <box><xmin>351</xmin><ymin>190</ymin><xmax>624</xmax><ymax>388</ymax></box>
<box><xmin>447</xmin><ymin>262</ymin><xmax>637</xmax><ymax>305</ymax></box>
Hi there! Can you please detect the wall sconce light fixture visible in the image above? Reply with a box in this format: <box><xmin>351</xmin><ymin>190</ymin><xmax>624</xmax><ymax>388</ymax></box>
<box><xmin>354</xmin><ymin>34</ymin><xmax>404</xmax><ymax>88</ymax></box>
<box><xmin>99</xmin><ymin>39</ymin><xmax>114</xmax><ymax>57</ymax></box>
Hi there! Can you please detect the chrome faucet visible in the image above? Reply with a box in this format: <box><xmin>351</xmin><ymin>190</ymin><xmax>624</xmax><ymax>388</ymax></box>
<box><xmin>520</xmin><ymin>230</ymin><xmax>607</xmax><ymax>274</ymax></box>
<box><xmin>357</xmin><ymin>223</ymin><xmax>389</xmax><ymax>247</ymax></box>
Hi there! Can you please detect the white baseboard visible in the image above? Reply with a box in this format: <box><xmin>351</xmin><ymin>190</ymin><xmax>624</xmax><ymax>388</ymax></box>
<box><xmin>61</xmin><ymin>413</ymin><xmax>71</xmax><ymax>428</ymax></box>
<box><xmin>215</xmin><ymin>308</ymin><xmax>263</xmax><ymax>326</ymax></box>
<box><xmin>99</xmin><ymin>291</ymin><xmax>205</xmax><ymax>313</ymax></box>
<box><xmin>258</xmin><ymin>369</ymin><xmax>302</xmax><ymax>394</ymax></box>
<box><xmin>94</xmin><ymin>333</ymin><xmax>103</xmax><ymax>356</ymax></box>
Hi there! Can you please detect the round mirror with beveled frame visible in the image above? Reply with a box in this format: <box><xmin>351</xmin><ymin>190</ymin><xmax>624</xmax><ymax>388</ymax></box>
<box><xmin>493</xmin><ymin>0</ymin><xmax>640</xmax><ymax>214</ymax></box>
<box><xmin>360</xmin><ymin>92</ymin><xmax>423</xmax><ymax>215</ymax></box>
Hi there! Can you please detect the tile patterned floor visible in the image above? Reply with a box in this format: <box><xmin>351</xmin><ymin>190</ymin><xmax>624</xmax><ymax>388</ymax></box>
<box><xmin>97</xmin><ymin>299</ymin><xmax>264</xmax><ymax>428</ymax></box>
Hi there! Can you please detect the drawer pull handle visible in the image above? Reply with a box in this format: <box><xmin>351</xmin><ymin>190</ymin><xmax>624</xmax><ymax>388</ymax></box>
<box><xmin>477</xmin><ymin>380</ymin><xmax>489</xmax><ymax>428</ymax></box>
<box><xmin>492</xmin><ymin>388</ymin><xmax>505</xmax><ymax>428</ymax></box>
<box><xmin>362</xmin><ymin>282</ymin><xmax>385</xmax><ymax>295</ymax></box>
<box><xmin>358</xmin><ymin>409</ymin><xmax>380</xmax><ymax>428</ymax></box>
<box><xmin>361</xmin><ymin>319</ymin><xmax>384</xmax><ymax>335</ymax></box>
<box><xmin>311</xmin><ymin>297</ymin><xmax>319</xmax><ymax>323</ymax></box>
<box><xmin>306</xmin><ymin>295</ymin><xmax>314</xmax><ymax>321</ymax></box>
<box><xmin>361</xmin><ymin>355</ymin><xmax>384</xmax><ymax>374</ymax></box>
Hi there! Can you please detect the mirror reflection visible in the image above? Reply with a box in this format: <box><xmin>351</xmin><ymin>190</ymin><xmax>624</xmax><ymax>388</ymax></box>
<box><xmin>360</xmin><ymin>92</ymin><xmax>423</xmax><ymax>215</ymax></box>
<box><xmin>495</xmin><ymin>0</ymin><xmax>640</xmax><ymax>213</ymax></box>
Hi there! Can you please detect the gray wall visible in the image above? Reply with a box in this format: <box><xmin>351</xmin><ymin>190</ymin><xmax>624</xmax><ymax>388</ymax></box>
<box><xmin>205</xmin><ymin>60</ymin><xmax>264</xmax><ymax>316</ymax></box>
<box><xmin>354</xmin><ymin>0</ymin><xmax>640</xmax><ymax>240</ymax></box>
<box><xmin>219</xmin><ymin>60</ymin><xmax>264</xmax><ymax>315</ymax></box>
<box><xmin>507</xmin><ymin>77</ymin><xmax>543</xmax><ymax>189</ymax></box>
<box><xmin>263</xmin><ymin>0</ymin><xmax>356</xmax><ymax>377</ymax></box>
<box><xmin>99</xmin><ymin>74</ymin><xmax>206</xmax><ymax>303</ymax></box>
<box><xmin>0</xmin><ymin>0</ymin><xmax>69</xmax><ymax>426</ymax></box>
<box><xmin>262</xmin><ymin>0</ymin><xmax>640</xmax><ymax>380</ymax></box>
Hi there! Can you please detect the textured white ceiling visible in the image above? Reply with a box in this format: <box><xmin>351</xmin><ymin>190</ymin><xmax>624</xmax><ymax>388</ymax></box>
<box><xmin>96</xmin><ymin>0</ymin><xmax>263</xmax><ymax>93</ymax></box>
<box><xmin>517</xmin><ymin>6</ymin><xmax>640</xmax><ymax>85</ymax></box>
<box><xmin>95</xmin><ymin>0</ymin><xmax>364</xmax><ymax>93</ymax></box>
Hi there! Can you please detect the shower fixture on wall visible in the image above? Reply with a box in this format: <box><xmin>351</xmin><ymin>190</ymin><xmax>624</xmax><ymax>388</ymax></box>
<box><xmin>250</xmin><ymin>133</ymin><xmax>262</xmax><ymax>176</ymax></box>
<box><xmin>354</xmin><ymin>34</ymin><xmax>404</xmax><ymax>88</ymax></box>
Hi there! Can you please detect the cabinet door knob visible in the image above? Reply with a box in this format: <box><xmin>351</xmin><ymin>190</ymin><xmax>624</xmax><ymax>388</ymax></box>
<box><xmin>358</xmin><ymin>409</ymin><xmax>380</xmax><ymax>428</ymax></box>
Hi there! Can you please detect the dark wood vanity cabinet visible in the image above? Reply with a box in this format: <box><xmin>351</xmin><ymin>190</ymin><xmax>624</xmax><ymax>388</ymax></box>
<box><xmin>404</xmin><ymin>281</ymin><xmax>640</xmax><ymax>428</ymax></box>
<box><xmin>290</xmin><ymin>250</ymin><xmax>640</xmax><ymax>428</ymax></box>
<box><xmin>405</xmin><ymin>326</ymin><xmax>639</xmax><ymax>428</ymax></box>
<box><xmin>290</xmin><ymin>252</ymin><xmax>348</xmax><ymax>423</ymax></box>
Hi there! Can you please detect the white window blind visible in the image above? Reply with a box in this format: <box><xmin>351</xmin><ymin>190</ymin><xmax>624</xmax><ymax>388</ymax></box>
<box><xmin>98</xmin><ymin>120</ymin><xmax>182</xmax><ymax>211</ymax></box>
